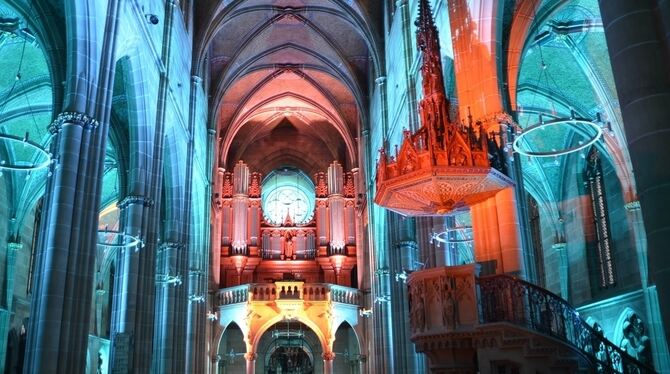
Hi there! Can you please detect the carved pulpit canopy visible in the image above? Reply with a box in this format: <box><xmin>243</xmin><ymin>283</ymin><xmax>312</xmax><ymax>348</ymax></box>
<box><xmin>374</xmin><ymin>0</ymin><xmax>512</xmax><ymax>216</ymax></box>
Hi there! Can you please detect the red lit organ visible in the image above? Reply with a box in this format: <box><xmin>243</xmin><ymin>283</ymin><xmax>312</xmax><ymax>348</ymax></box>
<box><xmin>213</xmin><ymin>161</ymin><xmax>358</xmax><ymax>288</ymax></box>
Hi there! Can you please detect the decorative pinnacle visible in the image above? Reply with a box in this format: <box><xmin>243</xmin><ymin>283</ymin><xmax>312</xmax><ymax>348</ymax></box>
<box><xmin>415</xmin><ymin>0</ymin><xmax>446</xmax><ymax>98</ymax></box>
<box><xmin>416</xmin><ymin>0</ymin><xmax>437</xmax><ymax>35</ymax></box>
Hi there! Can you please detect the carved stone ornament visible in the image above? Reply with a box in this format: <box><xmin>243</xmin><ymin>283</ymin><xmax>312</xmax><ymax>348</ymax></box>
<box><xmin>117</xmin><ymin>195</ymin><xmax>155</xmax><ymax>209</ymax></box>
<box><xmin>315</xmin><ymin>172</ymin><xmax>328</xmax><ymax>198</ymax></box>
<box><xmin>48</xmin><ymin>112</ymin><xmax>100</xmax><ymax>134</ymax></box>
<box><xmin>248</xmin><ymin>172</ymin><xmax>262</xmax><ymax>198</ymax></box>
<box><xmin>620</xmin><ymin>311</ymin><xmax>652</xmax><ymax>365</ymax></box>
<box><xmin>222</xmin><ymin>172</ymin><xmax>234</xmax><ymax>198</ymax></box>
<box><xmin>343</xmin><ymin>172</ymin><xmax>355</xmax><ymax>198</ymax></box>
<box><xmin>374</xmin><ymin>0</ymin><xmax>513</xmax><ymax>216</ymax></box>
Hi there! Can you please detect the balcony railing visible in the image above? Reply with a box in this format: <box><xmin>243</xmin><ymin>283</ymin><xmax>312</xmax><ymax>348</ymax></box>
<box><xmin>216</xmin><ymin>284</ymin><xmax>249</xmax><ymax>306</ymax></box>
<box><xmin>216</xmin><ymin>282</ymin><xmax>360</xmax><ymax>307</ymax></box>
<box><xmin>478</xmin><ymin>275</ymin><xmax>656</xmax><ymax>374</ymax></box>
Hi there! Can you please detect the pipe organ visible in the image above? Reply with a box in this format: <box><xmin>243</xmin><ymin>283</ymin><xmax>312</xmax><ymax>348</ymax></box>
<box><xmin>214</xmin><ymin>161</ymin><xmax>358</xmax><ymax>288</ymax></box>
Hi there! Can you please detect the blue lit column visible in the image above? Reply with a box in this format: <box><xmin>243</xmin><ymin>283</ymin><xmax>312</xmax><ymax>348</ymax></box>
<box><xmin>24</xmin><ymin>0</ymin><xmax>121</xmax><ymax>371</ymax></box>
<box><xmin>599</xmin><ymin>0</ymin><xmax>670</xmax><ymax>344</ymax></box>
<box><xmin>24</xmin><ymin>112</ymin><xmax>107</xmax><ymax>373</ymax></box>
<box><xmin>109</xmin><ymin>195</ymin><xmax>154</xmax><ymax>373</ymax></box>
<box><xmin>0</xmin><ymin>241</ymin><xmax>21</xmax><ymax>370</ymax></box>
<box><xmin>552</xmin><ymin>242</ymin><xmax>569</xmax><ymax>301</ymax></box>
<box><xmin>625</xmin><ymin>200</ymin><xmax>670</xmax><ymax>371</ymax></box>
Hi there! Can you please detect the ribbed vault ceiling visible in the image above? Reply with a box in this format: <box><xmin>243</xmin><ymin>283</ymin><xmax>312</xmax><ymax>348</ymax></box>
<box><xmin>198</xmin><ymin>0</ymin><xmax>381</xmax><ymax>176</ymax></box>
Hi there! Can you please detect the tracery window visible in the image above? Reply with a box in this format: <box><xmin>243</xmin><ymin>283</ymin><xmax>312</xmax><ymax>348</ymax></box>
<box><xmin>584</xmin><ymin>147</ymin><xmax>616</xmax><ymax>288</ymax></box>
<box><xmin>528</xmin><ymin>195</ymin><xmax>546</xmax><ymax>287</ymax></box>
<box><xmin>27</xmin><ymin>199</ymin><xmax>42</xmax><ymax>294</ymax></box>
<box><xmin>261</xmin><ymin>169</ymin><xmax>315</xmax><ymax>226</ymax></box>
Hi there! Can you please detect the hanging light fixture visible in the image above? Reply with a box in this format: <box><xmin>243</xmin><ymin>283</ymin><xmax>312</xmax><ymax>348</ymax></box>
<box><xmin>512</xmin><ymin>19</ymin><xmax>606</xmax><ymax>160</ymax></box>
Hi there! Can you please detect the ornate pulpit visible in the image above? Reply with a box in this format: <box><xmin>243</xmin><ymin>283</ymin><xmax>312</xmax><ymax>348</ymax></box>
<box><xmin>374</xmin><ymin>0</ymin><xmax>513</xmax><ymax>216</ymax></box>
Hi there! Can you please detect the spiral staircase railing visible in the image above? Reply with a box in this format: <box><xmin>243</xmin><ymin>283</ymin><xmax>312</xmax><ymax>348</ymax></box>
<box><xmin>477</xmin><ymin>275</ymin><xmax>656</xmax><ymax>374</ymax></box>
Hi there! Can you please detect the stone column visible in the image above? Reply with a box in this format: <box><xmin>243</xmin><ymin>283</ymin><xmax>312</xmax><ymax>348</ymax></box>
<box><xmin>109</xmin><ymin>195</ymin><xmax>153</xmax><ymax>374</ymax></box>
<box><xmin>323</xmin><ymin>352</ymin><xmax>335</xmax><ymax>374</ymax></box>
<box><xmin>552</xmin><ymin>242</ymin><xmax>569</xmax><ymax>301</ymax></box>
<box><xmin>185</xmin><ymin>74</ymin><xmax>208</xmax><ymax>374</ymax></box>
<box><xmin>625</xmin><ymin>200</ymin><xmax>670</xmax><ymax>370</ymax></box>
<box><xmin>374</xmin><ymin>78</ymin><xmax>389</xmax><ymax>138</ymax></box>
<box><xmin>94</xmin><ymin>288</ymin><xmax>106</xmax><ymax>337</ymax></box>
<box><xmin>396</xmin><ymin>0</ymin><xmax>419</xmax><ymax>130</ymax></box>
<box><xmin>149</xmin><ymin>1</ymin><xmax>185</xmax><ymax>373</ymax></box>
<box><xmin>507</xmin><ymin>129</ymin><xmax>537</xmax><ymax>283</ymax></box>
<box><xmin>447</xmin><ymin>0</ymin><xmax>505</xmax><ymax>121</ymax></box>
<box><xmin>358</xmin><ymin>355</ymin><xmax>367</xmax><ymax>374</ymax></box>
<box><xmin>395</xmin><ymin>240</ymin><xmax>422</xmax><ymax>373</ymax></box>
<box><xmin>25</xmin><ymin>112</ymin><xmax>107</xmax><ymax>374</ymax></box>
<box><xmin>244</xmin><ymin>352</ymin><xmax>256</xmax><ymax>374</ymax></box>
<box><xmin>0</xmin><ymin>241</ymin><xmax>21</xmax><ymax>370</ymax></box>
<box><xmin>599</xmin><ymin>0</ymin><xmax>670</xmax><ymax>342</ymax></box>
<box><xmin>495</xmin><ymin>188</ymin><xmax>524</xmax><ymax>276</ymax></box>
<box><xmin>152</xmin><ymin>241</ymin><xmax>187</xmax><ymax>374</ymax></box>
<box><xmin>372</xmin><ymin>265</ymin><xmax>394</xmax><ymax>374</ymax></box>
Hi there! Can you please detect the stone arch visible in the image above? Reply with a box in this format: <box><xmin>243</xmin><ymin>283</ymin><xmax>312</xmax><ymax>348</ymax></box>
<box><xmin>613</xmin><ymin>307</ymin><xmax>652</xmax><ymax>366</ymax></box>
<box><xmin>332</xmin><ymin>321</ymin><xmax>362</xmax><ymax>373</ymax></box>
<box><xmin>255</xmin><ymin>320</ymin><xmax>323</xmax><ymax>374</ymax></box>
<box><xmin>252</xmin><ymin>315</ymin><xmax>329</xmax><ymax>356</ymax></box>
<box><xmin>216</xmin><ymin>322</ymin><xmax>247</xmax><ymax>374</ymax></box>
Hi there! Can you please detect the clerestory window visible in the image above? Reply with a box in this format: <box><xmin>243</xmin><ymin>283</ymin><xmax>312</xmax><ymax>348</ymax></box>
<box><xmin>584</xmin><ymin>147</ymin><xmax>616</xmax><ymax>288</ymax></box>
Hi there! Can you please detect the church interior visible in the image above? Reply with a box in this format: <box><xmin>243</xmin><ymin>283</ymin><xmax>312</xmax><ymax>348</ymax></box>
<box><xmin>0</xmin><ymin>0</ymin><xmax>669</xmax><ymax>373</ymax></box>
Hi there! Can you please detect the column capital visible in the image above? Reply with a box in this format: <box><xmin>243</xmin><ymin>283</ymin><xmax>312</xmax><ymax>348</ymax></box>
<box><xmin>244</xmin><ymin>352</ymin><xmax>257</xmax><ymax>361</ymax></box>
<box><xmin>374</xmin><ymin>267</ymin><xmax>390</xmax><ymax>276</ymax></box>
<box><xmin>48</xmin><ymin>112</ymin><xmax>99</xmax><ymax>134</ymax></box>
<box><xmin>192</xmin><ymin>75</ymin><xmax>203</xmax><ymax>85</ymax></box>
<box><xmin>158</xmin><ymin>241</ymin><xmax>186</xmax><ymax>252</ymax></box>
<box><xmin>395</xmin><ymin>0</ymin><xmax>408</xmax><ymax>8</ymax></box>
<box><xmin>396</xmin><ymin>240</ymin><xmax>418</xmax><ymax>250</ymax></box>
<box><xmin>322</xmin><ymin>351</ymin><xmax>336</xmax><ymax>361</ymax></box>
<box><xmin>375</xmin><ymin>76</ymin><xmax>387</xmax><ymax>85</ymax></box>
<box><xmin>118</xmin><ymin>195</ymin><xmax>155</xmax><ymax>209</ymax></box>
<box><xmin>552</xmin><ymin>242</ymin><xmax>567</xmax><ymax>251</ymax></box>
<box><xmin>7</xmin><ymin>242</ymin><xmax>22</xmax><ymax>251</ymax></box>
<box><xmin>624</xmin><ymin>200</ymin><xmax>641</xmax><ymax>211</ymax></box>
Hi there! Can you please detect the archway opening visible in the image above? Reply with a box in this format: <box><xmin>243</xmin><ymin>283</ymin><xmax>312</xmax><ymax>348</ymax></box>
<box><xmin>332</xmin><ymin>322</ymin><xmax>361</xmax><ymax>374</ymax></box>
<box><xmin>257</xmin><ymin>321</ymin><xmax>322</xmax><ymax>374</ymax></box>
<box><xmin>217</xmin><ymin>322</ymin><xmax>246</xmax><ymax>374</ymax></box>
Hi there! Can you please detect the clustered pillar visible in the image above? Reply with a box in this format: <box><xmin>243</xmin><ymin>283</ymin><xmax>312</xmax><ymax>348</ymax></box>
<box><xmin>599</xmin><ymin>0</ymin><xmax>670</xmax><ymax>344</ymax></box>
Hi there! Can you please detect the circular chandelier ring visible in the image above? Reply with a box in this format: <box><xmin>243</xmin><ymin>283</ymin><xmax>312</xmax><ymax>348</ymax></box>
<box><xmin>0</xmin><ymin>133</ymin><xmax>51</xmax><ymax>171</ymax></box>
<box><xmin>431</xmin><ymin>231</ymin><xmax>473</xmax><ymax>244</ymax></box>
<box><xmin>512</xmin><ymin>118</ymin><xmax>602</xmax><ymax>157</ymax></box>
<box><xmin>97</xmin><ymin>230</ymin><xmax>142</xmax><ymax>249</ymax></box>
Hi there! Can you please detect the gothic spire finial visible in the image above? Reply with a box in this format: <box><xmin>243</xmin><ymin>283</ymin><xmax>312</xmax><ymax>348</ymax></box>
<box><xmin>416</xmin><ymin>0</ymin><xmax>437</xmax><ymax>34</ymax></box>
<box><xmin>416</xmin><ymin>0</ymin><xmax>447</xmax><ymax>99</ymax></box>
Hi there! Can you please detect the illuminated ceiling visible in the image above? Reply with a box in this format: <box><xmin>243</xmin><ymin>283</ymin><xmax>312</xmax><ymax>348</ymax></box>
<box><xmin>513</xmin><ymin>0</ymin><xmax>623</xmax><ymax>202</ymax></box>
<box><xmin>0</xmin><ymin>4</ymin><xmax>52</xmax><ymax>147</ymax></box>
<box><xmin>197</xmin><ymin>0</ymin><xmax>382</xmax><ymax>176</ymax></box>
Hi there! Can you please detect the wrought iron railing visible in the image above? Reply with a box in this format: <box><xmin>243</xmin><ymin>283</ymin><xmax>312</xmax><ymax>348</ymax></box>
<box><xmin>477</xmin><ymin>275</ymin><xmax>656</xmax><ymax>374</ymax></box>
